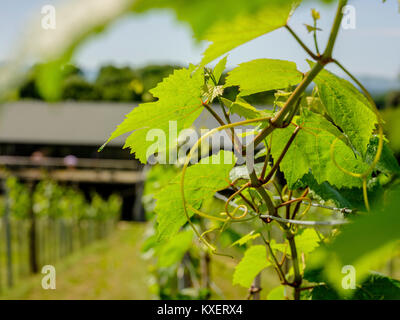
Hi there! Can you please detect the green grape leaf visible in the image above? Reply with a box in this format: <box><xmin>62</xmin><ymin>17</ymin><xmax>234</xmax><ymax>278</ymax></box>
<box><xmin>143</xmin><ymin>165</ymin><xmax>179</xmax><ymax>197</ymax></box>
<box><xmin>366</xmin><ymin>135</ymin><xmax>400</xmax><ymax>175</ymax></box>
<box><xmin>270</xmin><ymin>240</ymin><xmax>289</xmax><ymax>255</ymax></box>
<box><xmin>141</xmin><ymin>234</ymin><xmax>158</xmax><ymax>253</ymax></box>
<box><xmin>133</xmin><ymin>1</ymin><xmax>334</xmax><ymax>44</ymax></box>
<box><xmin>310</xmin><ymin>62</ymin><xmax>378</xmax><ymax>156</ymax></box>
<box><xmin>306</xmin><ymin>186</ymin><xmax>400</xmax><ymax>294</ymax></box>
<box><xmin>102</xmin><ymin>65</ymin><xmax>204</xmax><ymax>163</ymax></box>
<box><xmin>296</xmin><ymin>173</ymin><xmax>353</xmax><ymax>209</ymax></box>
<box><xmin>308</xmin><ymin>284</ymin><xmax>341</xmax><ymax>300</ymax></box>
<box><xmin>304</xmin><ymin>24</ymin><xmax>321</xmax><ymax>33</ymax></box>
<box><xmin>271</xmin><ymin>110</ymin><xmax>369</xmax><ymax>189</ymax></box>
<box><xmin>382</xmin><ymin>107</ymin><xmax>400</xmax><ymax>153</ymax></box>
<box><xmin>201</xmin><ymin>4</ymin><xmax>296</xmax><ymax>65</ymax></box>
<box><xmin>230</xmin><ymin>231</ymin><xmax>260</xmax><ymax>247</ymax></box>
<box><xmin>329</xmin><ymin>188</ymin><xmax>400</xmax><ymax>271</ymax></box>
<box><xmin>351</xmin><ymin>274</ymin><xmax>400</xmax><ymax>300</ymax></box>
<box><xmin>36</xmin><ymin>58</ymin><xmax>70</xmax><ymax>102</ymax></box>
<box><xmin>134</xmin><ymin>0</ymin><xmax>286</xmax><ymax>40</ymax></box>
<box><xmin>233</xmin><ymin>245</ymin><xmax>270</xmax><ymax>288</ymax></box>
<box><xmin>221</xmin><ymin>97</ymin><xmax>264</xmax><ymax>120</ymax></box>
<box><xmin>294</xmin><ymin>229</ymin><xmax>321</xmax><ymax>255</ymax></box>
<box><xmin>267</xmin><ymin>285</ymin><xmax>287</xmax><ymax>300</ymax></box>
<box><xmin>225</xmin><ymin>59</ymin><xmax>303</xmax><ymax>96</ymax></box>
<box><xmin>142</xmin><ymin>165</ymin><xmax>179</xmax><ymax>214</ymax></box>
<box><xmin>271</xmin><ymin>229</ymin><xmax>320</xmax><ymax>257</ymax></box>
<box><xmin>296</xmin><ymin>173</ymin><xmax>384</xmax><ymax>211</ymax></box>
<box><xmin>310</xmin><ymin>274</ymin><xmax>400</xmax><ymax>300</ymax></box>
<box><xmin>304</xmin><ymin>96</ymin><xmax>326</xmax><ymax>115</ymax></box>
<box><xmin>155</xmin><ymin>151</ymin><xmax>235</xmax><ymax>241</ymax></box>
<box><xmin>156</xmin><ymin>230</ymin><xmax>193</xmax><ymax>267</ymax></box>
<box><xmin>213</xmin><ymin>56</ymin><xmax>228</xmax><ymax>84</ymax></box>
<box><xmin>229</xmin><ymin>97</ymin><xmax>265</xmax><ymax>119</ymax></box>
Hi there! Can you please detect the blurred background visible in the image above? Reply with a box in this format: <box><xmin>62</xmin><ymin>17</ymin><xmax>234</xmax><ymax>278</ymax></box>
<box><xmin>0</xmin><ymin>0</ymin><xmax>399</xmax><ymax>299</ymax></box>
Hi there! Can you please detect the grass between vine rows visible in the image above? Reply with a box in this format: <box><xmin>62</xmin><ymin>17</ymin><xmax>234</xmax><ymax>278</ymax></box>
<box><xmin>0</xmin><ymin>222</ymin><xmax>281</xmax><ymax>300</ymax></box>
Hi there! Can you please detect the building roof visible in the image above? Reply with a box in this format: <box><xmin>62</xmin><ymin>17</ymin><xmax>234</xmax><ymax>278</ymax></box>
<box><xmin>0</xmin><ymin>101</ymin><xmax>135</xmax><ymax>146</ymax></box>
<box><xmin>0</xmin><ymin>100</ymin><xmax>252</xmax><ymax>148</ymax></box>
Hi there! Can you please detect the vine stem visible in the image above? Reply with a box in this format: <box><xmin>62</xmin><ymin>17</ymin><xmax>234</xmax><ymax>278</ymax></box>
<box><xmin>261</xmin><ymin>125</ymin><xmax>300</xmax><ymax>184</ymax></box>
<box><xmin>277</xmin><ymin>196</ymin><xmax>308</xmax><ymax>209</ymax></box>
<box><xmin>285</xmin><ymin>25</ymin><xmax>318</xmax><ymax>60</ymax></box>
<box><xmin>202</xmin><ymin>102</ymin><xmax>226</xmax><ymax>127</ymax></box>
<box><xmin>313</xmin><ymin>19</ymin><xmax>321</xmax><ymax>55</ymax></box>
<box><xmin>251</xmin><ymin>61</ymin><xmax>325</xmax><ymax>148</ymax></box>
<box><xmin>181</xmin><ymin>0</ymin><xmax>351</xmax><ymax>299</ymax></box>
<box><xmin>252</xmin><ymin>0</ymin><xmax>348</xmax><ymax>150</ymax></box>
<box><xmin>323</xmin><ymin>0</ymin><xmax>348</xmax><ymax>58</ymax></box>
<box><xmin>260</xmin><ymin>135</ymin><xmax>273</xmax><ymax>180</ymax></box>
<box><xmin>262</xmin><ymin>236</ymin><xmax>290</xmax><ymax>285</ymax></box>
<box><xmin>288</xmin><ymin>233</ymin><xmax>302</xmax><ymax>299</ymax></box>
<box><xmin>249</xmin><ymin>170</ymin><xmax>277</xmax><ymax>217</ymax></box>
<box><xmin>248</xmin><ymin>0</ymin><xmax>349</xmax><ymax>300</ymax></box>
<box><xmin>247</xmin><ymin>125</ymin><xmax>301</xmax><ymax>222</ymax></box>
<box><xmin>291</xmin><ymin>188</ymin><xmax>310</xmax><ymax>220</ymax></box>
<box><xmin>249</xmin><ymin>274</ymin><xmax>261</xmax><ymax>300</ymax></box>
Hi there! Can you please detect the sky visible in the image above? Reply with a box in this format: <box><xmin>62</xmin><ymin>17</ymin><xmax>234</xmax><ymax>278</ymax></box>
<box><xmin>0</xmin><ymin>0</ymin><xmax>399</xmax><ymax>79</ymax></box>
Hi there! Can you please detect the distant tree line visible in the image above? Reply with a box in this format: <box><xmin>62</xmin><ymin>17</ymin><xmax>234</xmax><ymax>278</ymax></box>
<box><xmin>18</xmin><ymin>64</ymin><xmax>178</xmax><ymax>103</ymax></box>
<box><xmin>14</xmin><ymin>63</ymin><xmax>400</xmax><ymax>108</ymax></box>
<box><xmin>15</xmin><ymin>63</ymin><xmax>280</xmax><ymax>105</ymax></box>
